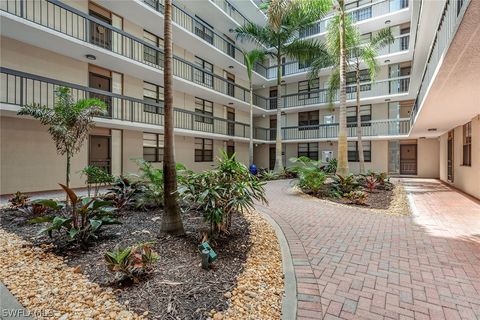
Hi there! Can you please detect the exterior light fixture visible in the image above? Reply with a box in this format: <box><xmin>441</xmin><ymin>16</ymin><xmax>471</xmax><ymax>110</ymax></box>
<box><xmin>428</xmin><ymin>128</ymin><xmax>437</xmax><ymax>132</ymax></box>
<box><xmin>281</xmin><ymin>80</ymin><xmax>286</xmax><ymax>83</ymax></box>
<box><xmin>228</xmin><ymin>102</ymin><xmax>234</xmax><ymax>105</ymax></box>
<box><xmin>228</xmin><ymin>65</ymin><xmax>234</xmax><ymax>69</ymax></box>
<box><xmin>420</xmin><ymin>137</ymin><xmax>426</xmax><ymax>139</ymax></box>
<box><xmin>85</xmin><ymin>54</ymin><xmax>96</xmax><ymax>60</ymax></box>
<box><xmin>385</xmin><ymin>98</ymin><xmax>391</xmax><ymax>102</ymax></box>
<box><xmin>229</xmin><ymin>28</ymin><xmax>234</xmax><ymax>33</ymax></box>
<box><xmin>385</xmin><ymin>20</ymin><xmax>391</xmax><ymax>25</ymax></box>
<box><xmin>384</xmin><ymin>59</ymin><xmax>390</xmax><ymax>63</ymax></box>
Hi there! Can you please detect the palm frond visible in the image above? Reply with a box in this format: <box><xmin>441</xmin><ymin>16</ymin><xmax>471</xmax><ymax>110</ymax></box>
<box><xmin>370</xmin><ymin>28</ymin><xmax>394</xmax><ymax>51</ymax></box>
<box><xmin>235</xmin><ymin>23</ymin><xmax>274</xmax><ymax>48</ymax></box>
<box><xmin>327</xmin><ymin>68</ymin><xmax>340</xmax><ymax>107</ymax></box>
<box><xmin>17</xmin><ymin>104</ymin><xmax>55</xmax><ymax>125</ymax></box>
<box><xmin>284</xmin><ymin>39</ymin><xmax>329</xmax><ymax>65</ymax></box>
<box><xmin>242</xmin><ymin>49</ymin><xmax>266</xmax><ymax>82</ymax></box>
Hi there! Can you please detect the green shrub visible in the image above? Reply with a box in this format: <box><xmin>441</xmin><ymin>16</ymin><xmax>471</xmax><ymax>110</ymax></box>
<box><xmin>323</xmin><ymin>158</ymin><xmax>337</xmax><ymax>174</ymax></box>
<box><xmin>259</xmin><ymin>170</ymin><xmax>279</xmax><ymax>181</ymax></box>
<box><xmin>344</xmin><ymin>190</ymin><xmax>368</xmax><ymax>205</ymax></box>
<box><xmin>29</xmin><ymin>184</ymin><xmax>120</xmax><ymax>248</ymax></box>
<box><xmin>179</xmin><ymin>152</ymin><xmax>267</xmax><ymax>234</ymax></box>
<box><xmin>364</xmin><ymin>174</ymin><xmax>380</xmax><ymax>192</ymax></box>
<box><xmin>79</xmin><ymin>165</ymin><xmax>114</xmax><ymax>197</ymax></box>
<box><xmin>331</xmin><ymin>174</ymin><xmax>359</xmax><ymax>196</ymax></box>
<box><xmin>105</xmin><ymin>177</ymin><xmax>142</xmax><ymax>210</ymax></box>
<box><xmin>289</xmin><ymin>157</ymin><xmax>326</xmax><ymax>194</ymax></box>
<box><xmin>105</xmin><ymin>242</ymin><xmax>159</xmax><ymax>282</ymax></box>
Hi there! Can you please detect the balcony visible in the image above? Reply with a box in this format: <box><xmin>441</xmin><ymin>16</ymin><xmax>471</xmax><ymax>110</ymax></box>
<box><xmin>0</xmin><ymin>68</ymin><xmax>251</xmax><ymax>140</ymax></box>
<box><xmin>299</xmin><ymin>0</ymin><xmax>409</xmax><ymax>39</ymax></box>
<box><xmin>259</xmin><ymin>76</ymin><xmax>410</xmax><ymax>110</ymax></box>
<box><xmin>0</xmin><ymin>0</ymin><xmax>270</xmax><ymax>109</ymax></box>
<box><xmin>209</xmin><ymin>0</ymin><xmax>250</xmax><ymax>27</ymax></box>
<box><xmin>254</xmin><ymin>118</ymin><xmax>411</xmax><ymax>142</ymax></box>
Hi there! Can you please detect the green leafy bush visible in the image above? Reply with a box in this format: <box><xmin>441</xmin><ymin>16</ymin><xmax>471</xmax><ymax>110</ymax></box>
<box><xmin>289</xmin><ymin>157</ymin><xmax>327</xmax><ymax>194</ymax></box>
<box><xmin>18</xmin><ymin>200</ymin><xmax>51</xmax><ymax>216</ymax></box>
<box><xmin>323</xmin><ymin>158</ymin><xmax>337</xmax><ymax>174</ymax></box>
<box><xmin>365</xmin><ymin>171</ymin><xmax>394</xmax><ymax>191</ymax></box>
<box><xmin>259</xmin><ymin>170</ymin><xmax>279</xmax><ymax>181</ymax></box>
<box><xmin>80</xmin><ymin>165</ymin><xmax>114</xmax><ymax>197</ymax></box>
<box><xmin>179</xmin><ymin>152</ymin><xmax>267</xmax><ymax>234</ymax></box>
<box><xmin>8</xmin><ymin>191</ymin><xmax>30</xmax><ymax>209</ymax></box>
<box><xmin>105</xmin><ymin>242</ymin><xmax>159</xmax><ymax>282</ymax></box>
<box><xmin>105</xmin><ymin>177</ymin><xmax>142</xmax><ymax>210</ymax></box>
<box><xmin>364</xmin><ymin>174</ymin><xmax>380</xmax><ymax>192</ymax></box>
<box><xmin>29</xmin><ymin>184</ymin><xmax>120</xmax><ymax>247</ymax></box>
<box><xmin>344</xmin><ymin>190</ymin><xmax>368</xmax><ymax>205</ymax></box>
<box><xmin>331</xmin><ymin>174</ymin><xmax>359</xmax><ymax>196</ymax></box>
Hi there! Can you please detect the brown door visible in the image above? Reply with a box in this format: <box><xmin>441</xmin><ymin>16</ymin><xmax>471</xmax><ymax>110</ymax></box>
<box><xmin>269</xmin><ymin>87</ymin><xmax>278</xmax><ymax>110</ymax></box>
<box><xmin>89</xmin><ymin>135</ymin><xmax>111</xmax><ymax>173</ymax></box>
<box><xmin>89</xmin><ymin>72</ymin><xmax>112</xmax><ymax>117</ymax></box>
<box><xmin>269</xmin><ymin>117</ymin><xmax>277</xmax><ymax>140</ymax></box>
<box><xmin>448</xmin><ymin>130</ymin><xmax>454</xmax><ymax>182</ymax></box>
<box><xmin>226</xmin><ymin>72</ymin><xmax>235</xmax><ymax>97</ymax></box>
<box><xmin>400</xmin><ymin>144</ymin><xmax>417</xmax><ymax>175</ymax></box>
<box><xmin>269</xmin><ymin>147</ymin><xmax>275</xmax><ymax>170</ymax></box>
<box><xmin>227</xmin><ymin>107</ymin><xmax>235</xmax><ymax>136</ymax></box>
<box><xmin>89</xmin><ymin>11</ymin><xmax>112</xmax><ymax>49</ymax></box>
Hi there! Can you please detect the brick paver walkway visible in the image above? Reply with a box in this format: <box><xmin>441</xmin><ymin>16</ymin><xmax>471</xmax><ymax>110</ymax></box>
<box><xmin>256</xmin><ymin>179</ymin><xmax>480</xmax><ymax>320</ymax></box>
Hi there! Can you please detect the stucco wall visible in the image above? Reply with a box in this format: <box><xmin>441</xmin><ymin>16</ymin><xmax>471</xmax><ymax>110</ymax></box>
<box><xmin>417</xmin><ymin>138</ymin><xmax>440</xmax><ymax>178</ymax></box>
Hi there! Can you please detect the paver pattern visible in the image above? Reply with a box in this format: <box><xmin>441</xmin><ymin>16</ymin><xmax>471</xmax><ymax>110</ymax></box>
<box><xmin>256</xmin><ymin>179</ymin><xmax>480</xmax><ymax>320</ymax></box>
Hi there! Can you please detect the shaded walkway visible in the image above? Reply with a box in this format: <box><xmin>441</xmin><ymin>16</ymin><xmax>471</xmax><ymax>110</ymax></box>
<box><xmin>256</xmin><ymin>180</ymin><xmax>480</xmax><ymax>320</ymax></box>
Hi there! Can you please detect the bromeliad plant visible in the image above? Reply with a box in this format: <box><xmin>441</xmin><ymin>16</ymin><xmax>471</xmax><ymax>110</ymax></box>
<box><xmin>105</xmin><ymin>242</ymin><xmax>159</xmax><ymax>282</ymax></box>
<box><xmin>289</xmin><ymin>156</ymin><xmax>327</xmax><ymax>195</ymax></box>
<box><xmin>179</xmin><ymin>152</ymin><xmax>267</xmax><ymax>235</ymax></box>
<box><xmin>8</xmin><ymin>191</ymin><xmax>30</xmax><ymax>209</ymax></box>
<box><xmin>105</xmin><ymin>177</ymin><xmax>142</xmax><ymax>210</ymax></box>
<box><xmin>330</xmin><ymin>174</ymin><xmax>359</xmax><ymax>197</ymax></box>
<box><xmin>344</xmin><ymin>190</ymin><xmax>368</xmax><ymax>205</ymax></box>
<box><xmin>29</xmin><ymin>184</ymin><xmax>120</xmax><ymax>247</ymax></box>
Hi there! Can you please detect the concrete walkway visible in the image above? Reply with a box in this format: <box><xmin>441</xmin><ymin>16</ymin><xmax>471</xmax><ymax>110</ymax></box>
<box><xmin>256</xmin><ymin>179</ymin><xmax>480</xmax><ymax>320</ymax></box>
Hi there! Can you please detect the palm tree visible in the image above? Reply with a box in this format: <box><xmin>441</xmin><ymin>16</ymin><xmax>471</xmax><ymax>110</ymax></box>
<box><xmin>352</xmin><ymin>28</ymin><xmax>394</xmax><ymax>173</ymax></box>
<box><xmin>161</xmin><ymin>0</ymin><xmax>185</xmax><ymax>235</ymax></box>
<box><xmin>18</xmin><ymin>87</ymin><xmax>106</xmax><ymax>189</ymax></box>
<box><xmin>235</xmin><ymin>0</ymin><xmax>330</xmax><ymax>172</ymax></box>
<box><xmin>241</xmin><ymin>49</ymin><xmax>265</xmax><ymax>166</ymax></box>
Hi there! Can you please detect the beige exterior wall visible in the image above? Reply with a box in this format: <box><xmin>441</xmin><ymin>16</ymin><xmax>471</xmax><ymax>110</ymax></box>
<box><xmin>438</xmin><ymin>116</ymin><xmax>480</xmax><ymax>199</ymax></box>
<box><xmin>417</xmin><ymin>138</ymin><xmax>440</xmax><ymax>178</ymax></box>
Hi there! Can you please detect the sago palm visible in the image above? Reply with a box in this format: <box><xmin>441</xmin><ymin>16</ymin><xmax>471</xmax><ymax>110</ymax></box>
<box><xmin>235</xmin><ymin>0</ymin><xmax>330</xmax><ymax>172</ymax></box>
<box><xmin>241</xmin><ymin>49</ymin><xmax>266</xmax><ymax>166</ymax></box>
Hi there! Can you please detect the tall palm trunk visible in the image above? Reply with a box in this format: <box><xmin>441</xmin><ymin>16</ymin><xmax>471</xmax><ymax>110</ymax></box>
<box><xmin>336</xmin><ymin>1</ymin><xmax>349</xmax><ymax>176</ymax></box>
<box><xmin>355</xmin><ymin>60</ymin><xmax>365</xmax><ymax>174</ymax></box>
<box><xmin>161</xmin><ymin>0</ymin><xmax>184</xmax><ymax>236</ymax></box>
<box><xmin>249</xmin><ymin>84</ymin><xmax>254</xmax><ymax>165</ymax></box>
<box><xmin>274</xmin><ymin>53</ymin><xmax>283</xmax><ymax>173</ymax></box>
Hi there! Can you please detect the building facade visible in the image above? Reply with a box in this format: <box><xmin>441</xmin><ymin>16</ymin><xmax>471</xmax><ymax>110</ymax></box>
<box><xmin>0</xmin><ymin>0</ymin><xmax>478</xmax><ymax>198</ymax></box>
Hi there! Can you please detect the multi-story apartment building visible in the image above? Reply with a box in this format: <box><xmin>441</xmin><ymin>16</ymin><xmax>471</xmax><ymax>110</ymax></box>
<box><xmin>0</xmin><ymin>0</ymin><xmax>478</xmax><ymax>199</ymax></box>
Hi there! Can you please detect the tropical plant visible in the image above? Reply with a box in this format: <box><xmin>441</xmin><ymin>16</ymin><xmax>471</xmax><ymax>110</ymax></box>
<box><xmin>242</xmin><ymin>49</ymin><xmax>266</xmax><ymax>166</ymax></box>
<box><xmin>29</xmin><ymin>184</ymin><xmax>119</xmax><ymax>248</ymax></box>
<box><xmin>289</xmin><ymin>156</ymin><xmax>327</xmax><ymax>194</ymax></box>
<box><xmin>331</xmin><ymin>174</ymin><xmax>359</xmax><ymax>196</ymax></box>
<box><xmin>162</xmin><ymin>0</ymin><xmax>184</xmax><ymax>236</ymax></box>
<box><xmin>259</xmin><ymin>169</ymin><xmax>279</xmax><ymax>181</ymax></box>
<box><xmin>105</xmin><ymin>177</ymin><xmax>142</xmax><ymax>210</ymax></box>
<box><xmin>18</xmin><ymin>200</ymin><xmax>50</xmax><ymax>216</ymax></box>
<box><xmin>235</xmin><ymin>0</ymin><xmax>330</xmax><ymax>172</ymax></box>
<box><xmin>351</xmin><ymin>28</ymin><xmax>394</xmax><ymax>173</ymax></box>
<box><xmin>79</xmin><ymin>165</ymin><xmax>114</xmax><ymax>197</ymax></box>
<box><xmin>344</xmin><ymin>190</ymin><xmax>367</xmax><ymax>205</ymax></box>
<box><xmin>179</xmin><ymin>152</ymin><xmax>267</xmax><ymax>235</ymax></box>
<box><xmin>105</xmin><ymin>242</ymin><xmax>159</xmax><ymax>282</ymax></box>
<box><xmin>17</xmin><ymin>87</ymin><xmax>106</xmax><ymax>190</ymax></box>
<box><xmin>323</xmin><ymin>158</ymin><xmax>338</xmax><ymax>174</ymax></box>
<box><xmin>8</xmin><ymin>191</ymin><xmax>30</xmax><ymax>209</ymax></box>
<box><xmin>364</xmin><ymin>174</ymin><xmax>379</xmax><ymax>192</ymax></box>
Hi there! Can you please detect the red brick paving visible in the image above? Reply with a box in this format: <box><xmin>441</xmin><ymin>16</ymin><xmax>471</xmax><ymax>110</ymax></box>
<box><xmin>256</xmin><ymin>179</ymin><xmax>480</xmax><ymax>319</ymax></box>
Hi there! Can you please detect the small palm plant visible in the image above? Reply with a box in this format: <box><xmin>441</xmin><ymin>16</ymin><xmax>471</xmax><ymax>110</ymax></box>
<box><xmin>18</xmin><ymin>87</ymin><xmax>106</xmax><ymax>189</ymax></box>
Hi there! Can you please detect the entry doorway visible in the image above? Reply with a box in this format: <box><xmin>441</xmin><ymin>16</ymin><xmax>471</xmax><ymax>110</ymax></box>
<box><xmin>89</xmin><ymin>72</ymin><xmax>112</xmax><ymax>117</ymax></box>
<box><xmin>89</xmin><ymin>135</ymin><xmax>111</xmax><ymax>174</ymax></box>
<box><xmin>227</xmin><ymin>107</ymin><xmax>235</xmax><ymax>136</ymax></box>
<box><xmin>400</xmin><ymin>144</ymin><xmax>417</xmax><ymax>175</ymax></box>
<box><xmin>448</xmin><ymin>130</ymin><xmax>454</xmax><ymax>182</ymax></box>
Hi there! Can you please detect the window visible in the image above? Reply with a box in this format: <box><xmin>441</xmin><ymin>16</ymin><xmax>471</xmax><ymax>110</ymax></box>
<box><xmin>143</xmin><ymin>30</ymin><xmax>163</xmax><ymax>67</ymax></box>
<box><xmin>348</xmin><ymin>141</ymin><xmax>371</xmax><ymax>162</ymax></box>
<box><xmin>347</xmin><ymin>105</ymin><xmax>372</xmax><ymax>127</ymax></box>
<box><xmin>346</xmin><ymin>69</ymin><xmax>371</xmax><ymax>93</ymax></box>
<box><xmin>143</xmin><ymin>133</ymin><xmax>164</xmax><ymax>162</ymax></box>
<box><xmin>226</xmin><ymin>141</ymin><xmax>235</xmax><ymax>158</ymax></box>
<box><xmin>194</xmin><ymin>97</ymin><xmax>213</xmax><ymax>124</ymax></box>
<box><xmin>298</xmin><ymin>78</ymin><xmax>319</xmax><ymax>100</ymax></box>
<box><xmin>346</xmin><ymin>0</ymin><xmax>373</xmax><ymax>21</ymax></box>
<box><xmin>143</xmin><ymin>82</ymin><xmax>164</xmax><ymax>114</ymax></box>
<box><xmin>194</xmin><ymin>56</ymin><xmax>214</xmax><ymax>87</ymax></box>
<box><xmin>298</xmin><ymin>111</ymin><xmax>319</xmax><ymax>129</ymax></box>
<box><xmin>463</xmin><ymin>122</ymin><xmax>472</xmax><ymax>166</ymax></box>
<box><xmin>195</xmin><ymin>138</ymin><xmax>213</xmax><ymax>162</ymax></box>
<box><xmin>298</xmin><ymin>143</ymin><xmax>319</xmax><ymax>160</ymax></box>
<box><xmin>194</xmin><ymin>16</ymin><xmax>214</xmax><ymax>44</ymax></box>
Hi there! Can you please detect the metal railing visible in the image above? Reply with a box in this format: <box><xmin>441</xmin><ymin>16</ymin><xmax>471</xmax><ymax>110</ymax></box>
<box><xmin>0</xmin><ymin>68</ymin><xmax>251</xmax><ymax>139</ymax></box>
<box><xmin>210</xmin><ymin>0</ymin><xmax>250</xmax><ymax>26</ymax></box>
<box><xmin>0</xmin><ymin>0</ymin><xmax>262</xmax><ymax>105</ymax></box>
<box><xmin>299</xmin><ymin>0</ymin><xmax>409</xmax><ymax>39</ymax></box>
<box><xmin>256</xmin><ymin>118</ymin><xmax>410</xmax><ymax>141</ymax></box>
<box><xmin>265</xmin><ymin>34</ymin><xmax>410</xmax><ymax>79</ymax></box>
<box><xmin>277</xmin><ymin>76</ymin><xmax>410</xmax><ymax>109</ymax></box>
<box><xmin>411</xmin><ymin>0</ymin><xmax>469</xmax><ymax>125</ymax></box>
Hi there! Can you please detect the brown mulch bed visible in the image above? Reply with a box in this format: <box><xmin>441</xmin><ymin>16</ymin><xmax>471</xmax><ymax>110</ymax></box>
<box><xmin>0</xmin><ymin>208</ymin><xmax>251</xmax><ymax>320</ymax></box>
<box><xmin>327</xmin><ymin>188</ymin><xmax>394</xmax><ymax>209</ymax></box>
